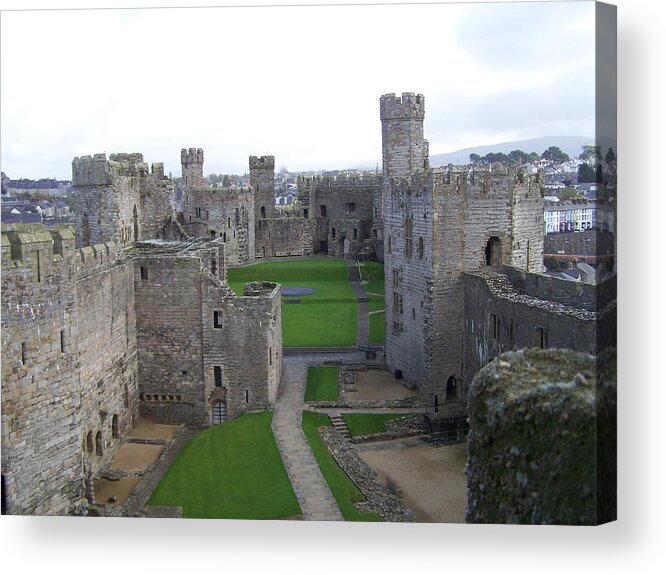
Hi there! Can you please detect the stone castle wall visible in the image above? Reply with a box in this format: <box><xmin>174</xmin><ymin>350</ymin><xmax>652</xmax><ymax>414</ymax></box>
<box><xmin>182</xmin><ymin>186</ymin><xmax>255</xmax><ymax>265</ymax></box>
<box><xmin>1</xmin><ymin>225</ymin><xmax>137</xmax><ymax>515</ymax></box>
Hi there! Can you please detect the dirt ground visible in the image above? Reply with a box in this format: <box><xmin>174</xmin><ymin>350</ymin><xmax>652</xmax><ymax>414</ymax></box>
<box><xmin>358</xmin><ymin>440</ymin><xmax>468</xmax><ymax>523</ymax></box>
<box><xmin>350</xmin><ymin>369</ymin><xmax>416</xmax><ymax>401</ymax></box>
<box><xmin>93</xmin><ymin>417</ymin><xmax>180</xmax><ymax>507</ymax></box>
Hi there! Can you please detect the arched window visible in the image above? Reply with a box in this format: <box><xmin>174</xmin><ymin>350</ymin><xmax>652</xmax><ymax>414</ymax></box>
<box><xmin>446</xmin><ymin>375</ymin><xmax>457</xmax><ymax>401</ymax></box>
<box><xmin>86</xmin><ymin>431</ymin><xmax>94</xmax><ymax>453</ymax></box>
<box><xmin>95</xmin><ymin>431</ymin><xmax>103</xmax><ymax>456</ymax></box>
<box><xmin>418</xmin><ymin>236</ymin><xmax>424</xmax><ymax>259</ymax></box>
<box><xmin>111</xmin><ymin>415</ymin><xmax>119</xmax><ymax>439</ymax></box>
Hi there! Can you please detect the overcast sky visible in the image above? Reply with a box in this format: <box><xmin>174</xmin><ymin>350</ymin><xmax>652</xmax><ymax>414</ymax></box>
<box><xmin>1</xmin><ymin>1</ymin><xmax>596</xmax><ymax>180</ymax></box>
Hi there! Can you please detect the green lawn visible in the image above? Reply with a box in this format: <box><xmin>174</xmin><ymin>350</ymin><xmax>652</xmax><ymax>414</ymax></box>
<box><xmin>301</xmin><ymin>411</ymin><xmax>383</xmax><ymax>522</ymax></box>
<box><xmin>304</xmin><ymin>366</ymin><xmax>339</xmax><ymax>402</ymax></box>
<box><xmin>146</xmin><ymin>411</ymin><xmax>301</xmax><ymax>519</ymax></box>
<box><xmin>360</xmin><ymin>261</ymin><xmax>385</xmax><ymax>344</ymax></box>
<box><xmin>228</xmin><ymin>259</ymin><xmax>357</xmax><ymax>347</ymax></box>
<box><xmin>342</xmin><ymin>413</ymin><xmax>413</xmax><ymax>437</ymax></box>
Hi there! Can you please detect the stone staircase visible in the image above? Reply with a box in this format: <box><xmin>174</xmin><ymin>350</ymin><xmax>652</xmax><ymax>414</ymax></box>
<box><xmin>329</xmin><ymin>415</ymin><xmax>352</xmax><ymax>440</ymax></box>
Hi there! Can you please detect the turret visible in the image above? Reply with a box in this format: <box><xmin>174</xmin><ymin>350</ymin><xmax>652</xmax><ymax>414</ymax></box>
<box><xmin>181</xmin><ymin>148</ymin><xmax>204</xmax><ymax>189</ymax></box>
<box><xmin>249</xmin><ymin>155</ymin><xmax>276</xmax><ymax>222</ymax></box>
<box><xmin>380</xmin><ymin>92</ymin><xmax>429</xmax><ymax>179</ymax></box>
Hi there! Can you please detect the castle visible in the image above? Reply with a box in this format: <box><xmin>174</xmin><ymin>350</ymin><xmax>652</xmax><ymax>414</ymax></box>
<box><xmin>0</xmin><ymin>92</ymin><xmax>616</xmax><ymax>516</ymax></box>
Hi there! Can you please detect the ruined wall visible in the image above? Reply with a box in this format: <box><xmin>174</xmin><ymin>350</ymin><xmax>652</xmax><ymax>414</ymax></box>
<box><xmin>201</xmin><ymin>280</ymin><xmax>282</xmax><ymax>421</ymax></box>
<box><xmin>132</xmin><ymin>239</ymin><xmax>280</xmax><ymax>425</ymax></box>
<box><xmin>298</xmin><ymin>173</ymin><xmax>381</xmax><ymax>259</ymax></box>
<box><xmin>255</xmin><ymin>217</ymin><xmax>313</xmax><ymax>258</ymax></box>
<box><xmin>466</xmin><ymin>348</ymin><xmax>616</xmax><ymax>525</ymax></box>
<box><xmin>462</xmin><ymin>270</ymin><xmax>615</xmax><ymax>396</ymax></box>
<box><xmin>182</xmin><ymin>186</ymin><xmax>255</xmax><ymax>265</ymax></box>
<box><xmin>73</xmin><ymin>153</ymin><xmax>176</xmax><ymax>248</ymax></box>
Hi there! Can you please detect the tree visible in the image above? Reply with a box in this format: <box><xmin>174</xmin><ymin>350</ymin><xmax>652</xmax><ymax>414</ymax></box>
<box><xmin>508</xmin><ymin>149</ymin><xmax>528</xmax><ymax>164</ymax></box>
<box><xmin>528</xmin><ymin>152</ymin><xmax>540</xmax><ymax>163</ymax></box>
<box><xmin>559</xmin><ymin>187</ymin><xmax>579</xmax><ymax>201</ymax></box>
<box><xmin>469</xmin><ymin>153</ymin><xmax>481</xmax><ymax>164</ymax></box>
<box><xmin>579</xmin><ymin>145</ymin><xmax>601</xmax><ymax>163</ymax></box>
<box><xmin>605</xmin><ymin>147</ymin><xmax>616</xmax><ymax>164</ymax></box>
<box><xmin>541</xmin><ymin>146</ymin><xmax>570</xmax><ymax>164</ymax></box>
<box><xmin>577</xmin><ymin>163</ymin><xmax>596</xmax><ymax>183</ymax></box>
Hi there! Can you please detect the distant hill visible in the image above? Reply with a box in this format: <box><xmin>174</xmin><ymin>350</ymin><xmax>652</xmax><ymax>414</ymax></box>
<box><xmin>429</xmin><ymin>136</ymin><xmax>595</xmax><ymax>166</ymax></box>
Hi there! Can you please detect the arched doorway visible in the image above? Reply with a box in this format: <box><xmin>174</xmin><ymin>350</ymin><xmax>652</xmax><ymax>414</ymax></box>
<box><xmin>212</xmin><ymin>401</ymin><xmax>227</xmax><ymax>425</ymax></box>
<box><xmin>485</xmin><ymin>236</ymin><xmax>502</xmax><ymax>267</ymax></box>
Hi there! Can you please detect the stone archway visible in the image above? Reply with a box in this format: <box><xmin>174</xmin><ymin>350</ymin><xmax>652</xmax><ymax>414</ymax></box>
<box><xmin>485</xmin><ymin>236</ymin><xmax>502</xmax><ymax>267</ymax></box>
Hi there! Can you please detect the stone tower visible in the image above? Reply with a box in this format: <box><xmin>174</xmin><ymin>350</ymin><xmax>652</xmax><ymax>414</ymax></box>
<box><xmin>379</xmin><ymin>92</ymin><xmax>429</xmax><ymax>179</ymax></box>
<box><xmin>249</xmin><ymin>155</ymin><xmax>276</xmax><ymax>222</ymax></box>
<box><xmin>181</xmin><ymin>148</ymin><xmax>204</xmax><ymax>190</ymax></box>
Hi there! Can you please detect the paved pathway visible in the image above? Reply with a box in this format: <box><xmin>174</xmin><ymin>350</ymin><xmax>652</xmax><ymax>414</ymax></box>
<box><xmin>272</xmin><ymin>354</ymin><xmax>345</xmax><ymax>520</ymax></box>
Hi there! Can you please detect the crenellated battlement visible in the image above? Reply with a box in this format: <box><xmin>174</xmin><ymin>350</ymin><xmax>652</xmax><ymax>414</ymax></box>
<box><xmin>181</xmin><ymin>147</ymin><xmax>204</xmax><ymax>165</ymax></box>
<box><xmin>249</xmin><ymin>155</ymin><xmax>275</xmax><ymax>170</ymax></box>
<box><xmin>380</xmin><ymin>92</ymin><xmax>426</xmax><ymax>121</ymax></box>
<box><xmin>388</xmin><ymin>164</ymin><xmax>543</xmax><ymax>200</ymax></box>
<box><xmin>298</xmin><ymin>172</ymin><xmax>383</xmax><ymax>188</ymax></box>
<box><xmin>2</xmin><ymin>223</ymin><xmax>121</xmax><ymax>278</ymax></box>
<box><xmin>72</xmin><ymin>152</ymin><xmax>155</xmax><ymax>186</ymax></box>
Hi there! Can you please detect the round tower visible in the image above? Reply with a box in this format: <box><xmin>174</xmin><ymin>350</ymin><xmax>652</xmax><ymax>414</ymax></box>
<box><xmin>380</xmin><ymin>92</ymin><xmax>429</xmax><ymax>179</ymax></box>
<box><xmin>181</xmin><ymin>148</ymin><xmax>204</xmax><ymax>189</ymax></box>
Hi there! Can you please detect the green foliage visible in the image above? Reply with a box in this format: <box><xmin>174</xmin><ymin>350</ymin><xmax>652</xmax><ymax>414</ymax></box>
<box><xmin>360</xmin><ymin>261</ymin><xmax>385</xmax><ymax>344</ymax></box>
<box><xmin>305</xmin><ymin>367</ymin><xmax>339</xmax><ymax>402</ymax></box>
<box><xmin>544</xmin><ymin>256</ymin><xmax>560</xmax><ymax>271</ymax></box>
<box><xmin>301</xmin><ymin>411</ymin><xmax>383</xmax><ymax>522</ymax></box>
<box><xmin>577</xmin><ymin>163</ymin><xmax>597</xmax><ymax>184</ymax></box>
<box><xmin>341</xmin><ymin>413</ymin><xmax>412</xmax><ymax>437</ymax></box>
<box><xmin>541</xmin><ymin>146</ymin><xmax>570</xmax><ymax>164</ymax></box>
<box><xmin>579</xmin><ymin>145</ymin><xmax>601</xmax><ymax>162</ymax></box>
<box><xmin>559</xmin><ymin>187</ymin><xmax>579</xmax><ymax>201</ymax></box>
<box><xmin>228</xmin><ymin>259</ymin><xmax>357</xmax><ymax>347</ymax></box>
<box><xmin>368</xmin><ymin>311</ymin><xmax>385</xmax><ymax>344</ymax></box>
<box><xmin>147</xmin><ymin>412</ymin><xmax>300</xmax><ymax>519</ymax></box>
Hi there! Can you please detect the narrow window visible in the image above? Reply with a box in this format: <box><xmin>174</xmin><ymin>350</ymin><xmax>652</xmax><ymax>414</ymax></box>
<box><xmin>245</xmin><ymin>390</ymin><xmax>249</xmax><ymax>403</ymax></box>
<box><xmin>213</xmin><ymin>310</ymin><xmax>223</xmax><ymax>329</ymax></box>
<box><xmin>418</xmin><ymin>237</ymin><xmax>424</xmax><ymax>259</ymax></box>
<box><xmin>269</xmin><ymin>347</ymin><xmax>273</xmax><ymax>366</ymax></box>
<box><xmin>60</xmin><ymin>329</ymin><xmax>66</xmax><ymax>353</ymax></box>
<box><xmin>353</xmin><ymin>228</ymin><xmax>358</xmax><ymax>240</ymax></box>
<box><xmin>86</xmin><ymin>432</ymin><xmax>94</xmax><ymax>453</ymax></box>
<box><xmin>536</xmin><ymin>327</ymin><xmax>547</xmax><ymax>349</ymax></box>
<box><xmin>303</xmin><ymin>209</ymin><xmax>309</xmax><ymax>219</ymax></box>
<box><xmin>21</xmin><ymin>342</ymin><xmax>26</xmax><ymax>365</ymax></box>
<box><xmin>331</xmin><ymin>227</ymin><xmax>336</xmax><ymax>239</ymax></box>
<box><xmin>261</xmin><ymin>206</ymin><xmax>266</xmax><ymax>218</ymax></box>
<box><xmin>211</xmin><ymin>259</ymin><xmax>217</xmax><ymax>276</ymax></box>
<box><xmin>223</xmin><ymin>232</ymin><xmax>227</xmax><ymax>243</ymax></box>
<box><xmin>140</xmin><ymin>266</ymin><xmax>148</xmax><ymax>280</ymax></box>
<box><xmin>214</xmin><ymin>366</ymin><xmax>222</xmax><ymax>387</ymax></box>
<box><xmin>320</xmin><ymin>204</ymin><xmax>327</xmax><ymax>217</ymax></box>
<box><xmin>95</xmin><ymin>432</ymin><xmax>103</xmax><ymax>456</ymax></box>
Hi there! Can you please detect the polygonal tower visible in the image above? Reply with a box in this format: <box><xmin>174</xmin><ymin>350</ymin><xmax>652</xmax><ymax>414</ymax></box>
<box><xmin>380</xmin><ymin>92</ymin><xmax>429</xmax><ymax>179</ymax></box>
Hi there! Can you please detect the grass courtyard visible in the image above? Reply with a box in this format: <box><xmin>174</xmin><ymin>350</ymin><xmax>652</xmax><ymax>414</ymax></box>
<box><xmin>359</xmin><ymin>261</ymin><xmax>385</xmax><ymax>344</ymax></box>
<box><xmin>341</xmin><ymin>413</ymin><xmax>412</xmax><ymax>437</ymax></box>
<box><xmin>304</xmin><ymin>366</ymin><xmax>339</xmax><ymax>402</ymax></box>
<box><xmin>228</xmin><ymin>259</ymin><xmax>357</xmax><ymax>348</ymax></box>
<box><xmin>146</xmin><ymin>411</ymin><xmax>300</xmax><ymax>519</ymax></box>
